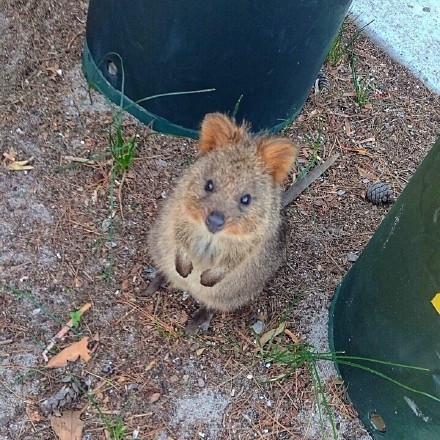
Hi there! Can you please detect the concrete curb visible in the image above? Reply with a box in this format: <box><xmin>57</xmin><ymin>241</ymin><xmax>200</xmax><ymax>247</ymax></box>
<box><xmin>350</xmin><ymin>0</ymin><xmax>439</xmax><ymax>95</ymax></box>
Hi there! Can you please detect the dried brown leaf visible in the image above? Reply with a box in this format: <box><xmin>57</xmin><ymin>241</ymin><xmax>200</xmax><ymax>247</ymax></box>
<box><xmin>25</xmin><ymin>406</ymin><xmax>42</xmax><ymax>422</ymax></box>
<box><xmin>47</xmin><ymin>337</ymin><xmax>91</xmax><ymax>368</ymax></box>
<box><xmin>6</xmin><ymin>156</ymin><xmax>34</xmax><ymax>171</ymax></box>
<box><xmin>356</xmin><ymin>166</ymin><xmax>378</xmax><ymax>181</ymax></box>
<box><xmin>2</xmin><ymin>148</ymin><xmax>16</xmax><ymax>161</ymax></box>
<box><xmin>284</xmin><ymin>328</ymin><xmax>299</xmax><ymax>343</ymax></box>
<box><xmin>176</xmin><ymin>309</ymin><xmax>188</xmax><ymax>325</ymax></box>
<box><xmin>145</xmin><ymin>360</ymin><xmax>156</xmax><ymax>372</ymax></box>
<box><xmin>121</xmin><ymin>279</ymin><xmax>129</xmax><ymax>291</ymax></box>
<box><xmin>50</xmin><ymin>411</ymin><xmax>84</xmax><ymax>440</ymax></box>
<box><xmin>259</xmin><ymin>321</ymin><xmax>286</xmax><ymax>347</ymax></box>
<box><xmin>355</xmin><ymin>148</ymin><xmax>368</xmax><ymax>156</ymax></box>
<box><xmin>148</xmin><ymin>392</ymin><xmax>161</xmax><ymax>404</ymax></box>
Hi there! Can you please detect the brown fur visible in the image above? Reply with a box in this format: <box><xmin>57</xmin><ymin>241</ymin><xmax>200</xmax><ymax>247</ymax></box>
<box><xmin>198</xmin><ymin>113</ymin><xmax>248</xmax><ymax>155</ymax></box>
<box><xmin>148</xmin><ymin>113</ymin><xmax>298</xmax><ymax>316</ymax></box>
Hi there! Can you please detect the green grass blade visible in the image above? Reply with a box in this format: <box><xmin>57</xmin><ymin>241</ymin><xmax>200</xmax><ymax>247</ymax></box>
<box><xmin>335</xmin><ymin>359</ymin><xmax>440</xmax><ymax>403</ymax></box>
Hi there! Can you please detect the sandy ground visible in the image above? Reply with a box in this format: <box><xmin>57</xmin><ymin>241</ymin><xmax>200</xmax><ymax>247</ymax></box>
<box><xmin>1</xmin><ymin>1</ymin><xmax>439</xmax><ymax>439</ymax></box>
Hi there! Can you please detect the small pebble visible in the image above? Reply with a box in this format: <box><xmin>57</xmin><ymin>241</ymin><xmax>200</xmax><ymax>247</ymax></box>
<box><xmin>101</xmin><ymin>362</ymin><xmax>113</xmax><ymax>375</ymax></box>
<box><xmin>250</xmin><ymin>320</ymin><xmax>264</xmax><ymax>335</ymax></box>
<box><xmin>197</xmin><ymin>378</ymin><xmax>205</xmax><ymax>388</ymax></box>
<box><xmin>190</xmin><ymin>343</ymin><xmax>200</xmax><ymax>352</ymax></box>
<box><xmin>144</xmin><ymin>267</ymin><xmax>156</xmax><ymax>280</ymax></box>
<box><xmin>337</xmin><ymin>189</ymin><xmax>346</xmax><ymax>196</ymax></box>
<box><xmin>169</xmin><ymin>375</ymin><xmax>179</xmax><ymax>384</ymax></box>
<box><xmin>156</xmin><ymin>158</ymin><xmax>167</xmax><ymax>169</ymax></box>
<box><xmin>127</xmin><ymin>383</ymin><xmax>139</xmax><ymax>392</ymax></box>
<box><xmin>347</xmin><ymin>252</ymin><xmax>359</xmax><ymax>263</ymax></box>
<box><xmin>101</xmin><ymin>218</ymin><xmax>111</xmax><ymax>232</ymax></box>
<box><xmin>246</xmin><ymin>374</ymin><xmax>253</xmax><ymax>380</ymax></box>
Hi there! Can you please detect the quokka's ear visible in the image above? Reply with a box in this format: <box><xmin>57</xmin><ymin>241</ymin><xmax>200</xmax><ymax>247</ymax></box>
<box><xmin>257</xmin><ymin>137</ymin><xmax>298</xmax><ymax>184</ymax></box>
<box><xmin>198</xmin><ymin>113</ymin><xmax>248</xmax><ymax>155</ymax></box>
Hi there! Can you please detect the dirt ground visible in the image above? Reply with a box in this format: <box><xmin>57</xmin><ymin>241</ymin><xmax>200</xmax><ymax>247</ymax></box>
<box><xmin>1</xmin><ymin>1</ymin><xmax>439</xmax><ymax>439</ymax></box>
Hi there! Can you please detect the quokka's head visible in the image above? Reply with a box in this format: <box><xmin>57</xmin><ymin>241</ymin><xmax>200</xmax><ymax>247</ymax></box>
<box><xmin>181</xmin><ymin>113</ymin><xmax>298</xmax><ymax>238</ymax></box>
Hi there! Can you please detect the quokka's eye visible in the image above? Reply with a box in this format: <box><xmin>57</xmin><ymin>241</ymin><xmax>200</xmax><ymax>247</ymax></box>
<box><xmin>205</xmin><ymin>179</ymin><xmax>214</xmax><ymax>192</ymax></box>
<box><xmin>240</xmin><ymin>194</ymin><xmax>251</xmax><ymax>205</ymax></box>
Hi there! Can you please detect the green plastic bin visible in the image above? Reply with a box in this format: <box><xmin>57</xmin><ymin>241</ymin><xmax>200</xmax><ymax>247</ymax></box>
<box><xmin>82</xmin><ymin>0</ymin><xmax>352</xmax><ymax>137</ymax></box>
<box><xmin>329</xmin><ymin>137</ymin><xmax>440</xmax><ymax>438</ymax></box>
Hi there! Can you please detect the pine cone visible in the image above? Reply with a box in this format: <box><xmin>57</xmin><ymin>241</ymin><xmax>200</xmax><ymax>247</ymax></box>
<box><xmin>365</xmin><ymin>182</ymin><xmax>392</xmax><ymax>205</ymax></box>
<box><xmin>314</xmin><ymin>71</ymin><xmax>330</xmax><ymax>95</ymax></box>
<box><xmin>40</xmin><ymin>376</ymin><xmax>83</xmax><ymax>415</ymax></box>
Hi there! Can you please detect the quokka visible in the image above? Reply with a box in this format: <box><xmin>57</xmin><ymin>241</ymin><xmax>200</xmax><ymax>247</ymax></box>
<box><xmin>147</xmin><ymin>113</ymin><xmax>298</xmax><ymax>333</ymax></box>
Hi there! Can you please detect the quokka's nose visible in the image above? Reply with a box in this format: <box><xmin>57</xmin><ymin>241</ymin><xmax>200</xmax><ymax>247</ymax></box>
<box><xmin>205</xmin><ymin>211</ymin><xmax>225</xmax><ymax>233</ymax></box>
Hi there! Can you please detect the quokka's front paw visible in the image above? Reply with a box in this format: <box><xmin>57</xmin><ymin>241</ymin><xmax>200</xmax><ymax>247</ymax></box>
<box><xmin>200</xmin><ymin>269</ymin><xmax>225</xmax><ymax>287</ymax></box>
<box><xmin>175</xmin><ymin>252</ymin><xmax>193</xmax><ymax>278</ymax></box>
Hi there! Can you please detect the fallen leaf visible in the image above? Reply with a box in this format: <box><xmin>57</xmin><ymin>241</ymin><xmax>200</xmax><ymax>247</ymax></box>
<box><xmin>147</xmin><ymin>392</ymin><xmax>161</xmax><ymax>404</ymax></box>
<box><xmin>2</xmin><ymin>148</ymin><xmax>16</xmax><ymax>162</ymax></box>
<box><xmin>356</xmin><ymin>166</ymin><xmax>378</xmax><ymax>181</ymax></box>
<box><xmin>354</xmin><ymin>148</ymin><xmax>367</xmax><ymax>155</ymax></box>
<box><xmin>358</xmin><ymin>137</ymin><xmax>376</xmax><ymax>144</ymax></box>
<box><xmin>258</xmin><ymin>321</ymin><xmax>286</xmax><ymax>347</ymax></box>
<box><xmin>121</xmin><ymin>279</ymin><xmax>129</xmax><ymax>291</ymax></box>
<box><xmin>46</xmin><ymin>65</ymin><xmax>62</xmax><ymax>80</ymax></box>
<box><xmin>6</xmin><ymin>156</ymin><xmax>34</xmax><ymax>171</ymax></box>
<box><xmin>25</xmin><ymin>406</ymin><xmax>42</xmax><ymax>422</ymax></box>
<box><xmin>284</xmin><ymin>328</ymin><xmax>299</xmax><ymax>343</ymax></box>
<box><xmin>47</xmin><ymin>337</ymin><xmax>91</xmax><ymax>368</ymax></box>
<box><xmin>331</xmin><ymin>378</ymin><xmax>345</xmax><ymax>386</ymax></box>
<box><xmin>291</xmin><ymin>406</ymin><xmax>299</xmax><ymax>417</ymax></box>
<box><xmin>176</xmin><ymin>309</ymin><xmax>188</xmax><ymax>325</ymax></box>
<box><xmin>342</xmin><ymin>147</ymin><xmax>369</xmax><ymax>156</ymax></box>
<box><xmin>344</xmin><ymin>119</ymin><xmax>352</xmax><ymax>137</ymax></box>
<box><xmin>301</xmin><ymin>148</ymin><xmax>311</xmax><ymax>159</ymax></box>
<box><xmin>42</xmin><ymin>303</ymin><xmax>92</xmax><ymax>362</ymax></box>
<box><xmin>50</xmin><ymin>411</ymin><xmax>84</xmax><ymax>440</ymax></box>
<box><xmin>145</xmin><ymin>360</ymin><xmax>156</xmax><ymax>372</ymax></box>
<box><xmin>370</xmin><ymin>412</ymin><xmax>386</xmax><ymax>432</ymax></box>
<box><xmin>195</xmin><ymin>347</ymin><xmax>205</xmax><ymax>356</ymax></box>
<box><xmin>63</xmin><ymin>155</ymin><xmax>95</xmax><ymax>164</ymax></box>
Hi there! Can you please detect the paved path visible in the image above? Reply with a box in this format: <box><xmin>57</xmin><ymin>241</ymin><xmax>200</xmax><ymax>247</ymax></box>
<box><xmin>350</xmin><ymin>0</ymin><xmax>439</xmax><ymax>95</ymax></box>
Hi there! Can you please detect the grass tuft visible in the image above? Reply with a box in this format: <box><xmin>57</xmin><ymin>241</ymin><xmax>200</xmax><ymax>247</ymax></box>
<box><xmin>258</xmin><ymin>321</ymin><xmax>439</xmax><ymax>439</ymax></box>
<box><xmin>325</xmin><ymin>16</ymin><xmax>374</xmax><ymax>67</ymax></box>
<box><xmin>349</xmin><ymin>53</ymin><xmax>371</xmax><ymax>107</ymax></box>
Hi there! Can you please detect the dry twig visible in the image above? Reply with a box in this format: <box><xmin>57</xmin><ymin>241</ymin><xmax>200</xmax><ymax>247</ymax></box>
<box><xmin>42</xmin><ymin>303</ymin><xmax>91</xmax><ymax>362</ymax></box>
